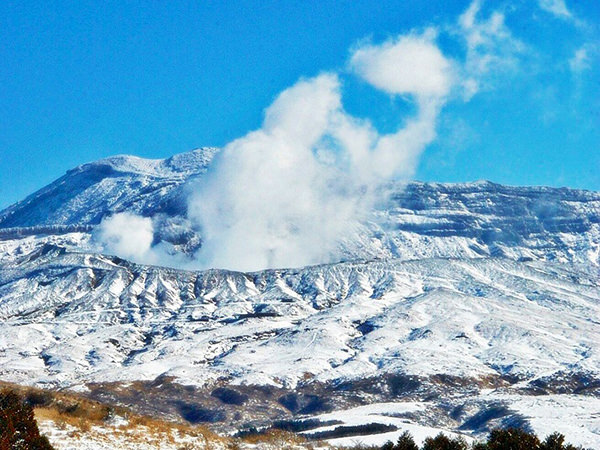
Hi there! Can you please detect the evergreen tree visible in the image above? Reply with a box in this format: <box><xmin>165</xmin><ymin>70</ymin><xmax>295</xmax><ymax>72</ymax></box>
<box><xmin>541</xmin><ymin>433</ymin><xmax>567</xmax><ymax>450</ymax></box>
<box><xmin>541</xmin><ymin>432</ymin><xmax>580</xmax><ymax>450</ymax></box>
<box><xmin>376</xmin><ymin>427</ymin><xmax>581</xmax><ymax>450</ymax></box>
<box><xmin>0</xmin><ymin>390</ymin><xmax>54</xmax><ymax>450</ymax></box>
<box><xmin>486</xmin><ymin>428</ymin><xmax>540</xmax><ymax>450</ymax></box>
<box><xmin>381</xmin><ymin>441</ymin><xmax>395</xmax><ymax>450</ymax></box>
<box><xmin>395</xmin><ymin>431</ymin><xmax>419</xmax><ymax>450</ymax></box>
<box><xmin>382</xmin><ymin>431</ymin><xmax>420</xmax><ymax>450</ymax></box>
<box><xmin>422</xmin><ymin>433</ymin><xmax>469</xmax><ymax>450</ymax></box>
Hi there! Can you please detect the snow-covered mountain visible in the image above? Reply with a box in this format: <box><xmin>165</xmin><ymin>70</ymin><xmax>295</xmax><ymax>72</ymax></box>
<box><xmin>0</xmin><ymin>148</ymin><xmax>599</xmax><ymax>446</ymax></box>
<box><xmin>347</xmin><ymin>180</ymin><xmax>600</xmax><ymax>270</ymax></box>
<box><xmin>0</xmin><ymin>148</ymin><xmax>217</xmax><ymax>228</ymax></box>
<box><xmin>2</xmin><ymin>148</ymin><xmax>599</xmax><ymax>269</ymax></box>
<box><xmin>1</xmin><ymin>240</ymin><xmax>598</xmax><ymax>387</ymax></box>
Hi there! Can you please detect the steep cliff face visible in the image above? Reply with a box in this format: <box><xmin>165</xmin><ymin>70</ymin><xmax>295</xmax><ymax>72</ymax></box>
<box><xmin>343</xmin><ymin>180</ymin><xmax>600</xmax><ymax>268</ymax></box>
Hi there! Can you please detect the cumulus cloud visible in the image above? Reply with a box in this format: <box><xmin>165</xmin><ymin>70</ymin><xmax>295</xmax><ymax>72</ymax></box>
<box><xmin>96</xmin><ymin>213</ymin><xmax>154</xmax><ymax>262</ymax></box>
<box><xmin>189</xmin><ymin>31</ymin><xmax>454</xmax><ymax>271</ymax></box>
<box><xmin>348</xmin><ymin>31</ymin><xmax>454</xmax><ymax>181</ymax></box>
<box><xmin>349</xmin><ymin>29</ymin><xmax>453</xmax><ymax>101</ymax></box>
<box><xmin>189</xmin><ymin>75</ymin><xmax>350</xmax><ymax>271</ymax></box>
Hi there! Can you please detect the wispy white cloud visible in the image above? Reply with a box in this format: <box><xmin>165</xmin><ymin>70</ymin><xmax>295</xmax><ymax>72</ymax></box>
<box><xmin>569</xmin><ymin>46</ymin><xmax>591</xmax><ymax>73</ymax></box>
<box><xmin>538</xmin><ymin>0</ymin><xmax>571</xmax><ymax>19</ymax></box>
<box><xmin>456</xmin><ymin>0</ymin><xmax>526</xmax><ymax>98</ymax></box>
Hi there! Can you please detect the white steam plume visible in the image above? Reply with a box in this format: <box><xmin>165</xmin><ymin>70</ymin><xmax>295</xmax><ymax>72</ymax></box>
<box><xmin>96</xmin><ymin>212</ymin><xmax>154</xmax><ymax>263</ymax></box>
<box><xmin>189</xmin><ymin>30</ymin><xmax>454</xmax><ymax>272</ymax></box>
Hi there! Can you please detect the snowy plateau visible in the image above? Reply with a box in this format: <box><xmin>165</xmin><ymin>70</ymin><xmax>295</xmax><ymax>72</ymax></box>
<box><xmin>0</xmin><ymin>148</ymin><xmax>599</xmax><ymax>447</ymax></box>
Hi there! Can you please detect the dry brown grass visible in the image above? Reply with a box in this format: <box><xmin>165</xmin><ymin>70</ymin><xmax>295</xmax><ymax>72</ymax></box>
<box><xmin>122</xmin><ymin>413</ymin><xmax>225</xmax><ymax>445</ymax></box>
<box><xmin>35</xmin><ymin>406</ymin><xmax>91</xmax><ymax>431</ymax></box>
<box><xmin>0</xmin><ymin>380</ymin><xmax>228</xmax><ymax>447</ymax></box>
<box><xmin>1</xmin><ymin>380</ymin><xmax>328</xmax><ymax>449</ymax></box>
<box><xmin>0</xmin><ymin>380</ymin><xmax>113</xmax><ymax>431</ymax></box>
<box><xmin>240</xmin><ymin>428</ymin><xmax>307</xmax><ymax>446</ymax></box>
<box><xmin>36</xmin><ymin>404</ymin><xmax>231</xmax><ymax>448</ymax></box>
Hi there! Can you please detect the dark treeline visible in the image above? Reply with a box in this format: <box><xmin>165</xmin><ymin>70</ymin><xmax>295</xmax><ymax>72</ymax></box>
<box><xmin>0</xmin><ymin>224</ymin><xmax>93</xmax><ymax>239</ymax></box>
<box><xmin>378</xmin><ymin>429</ymin><xmax>585</xmax><ymax>450</ymax></box>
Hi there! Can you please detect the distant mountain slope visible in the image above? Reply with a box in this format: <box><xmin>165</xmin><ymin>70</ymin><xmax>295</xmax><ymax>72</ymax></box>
<box><xmin>0</xmin><ymin>148</ymin><xmax>218</xmax><ymax>228</ymax></box>
<box><xmin>355</xmin><ymin>180</ymin><xmax>600</xmax><ymax>268</ymax></box>
<box><xmin>1</xmin><ymin>239</ymin><xmax>598</xmax><ymax>388</ymax></box>
<box><xmin>0</xmin><ymin>148</ymin><xmax>598</xmax><ymax>268</ymax></box>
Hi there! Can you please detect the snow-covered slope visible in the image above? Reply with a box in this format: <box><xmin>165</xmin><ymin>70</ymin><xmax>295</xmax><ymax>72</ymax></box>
<box><xmin>0</xmin><ymin>238</ymin><xmax>599</xmax><ymax>443</ymax></box>
<box><xmin>344</xmin><ymin>181</ymin><xmax>600</xmax><ymax>270</ymax></box>
<box><xmin>1</xmin><ymin>148</ymin><xmax>599</xmax><ymax>444</ymax></box>
<box><xmin>0</xmin><ymin>148</ymin><xmax>217</xmax><ymax>228</ymax></box>
<box><xmin>1</xmin><ymin>240</ymin><xmax>598</xmax><ymax>388</ymax></box>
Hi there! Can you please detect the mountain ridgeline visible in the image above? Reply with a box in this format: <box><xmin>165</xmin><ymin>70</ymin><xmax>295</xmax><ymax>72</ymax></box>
<box><xmin>1</xmin><ymin>148</ymin><xmax>599</xmax><ymax>269</ymax></box>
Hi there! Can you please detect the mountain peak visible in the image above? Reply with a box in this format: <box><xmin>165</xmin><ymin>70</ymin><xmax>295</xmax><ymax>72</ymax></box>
<box><xmin>69</xmin><ymin>147</ymin><xmax>219</xmax><ymax>177</ymax></box>
<box><xmin>0</xmin><ymin>148</ymin><xmax>219</xmax><ymax>228</ymax></box>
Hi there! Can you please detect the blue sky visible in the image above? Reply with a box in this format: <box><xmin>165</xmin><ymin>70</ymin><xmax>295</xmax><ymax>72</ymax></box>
<box><xmin>0</xmin><ymin>0</ymin><xmax>598</xmax><ymax>209</ymax></box>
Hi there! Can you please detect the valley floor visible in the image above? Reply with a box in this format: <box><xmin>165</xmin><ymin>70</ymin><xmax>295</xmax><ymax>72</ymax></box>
<box><xmin>4</xmin><ymin>379</ymin><xmax>598</xmax><ymax>449</ymax></box>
